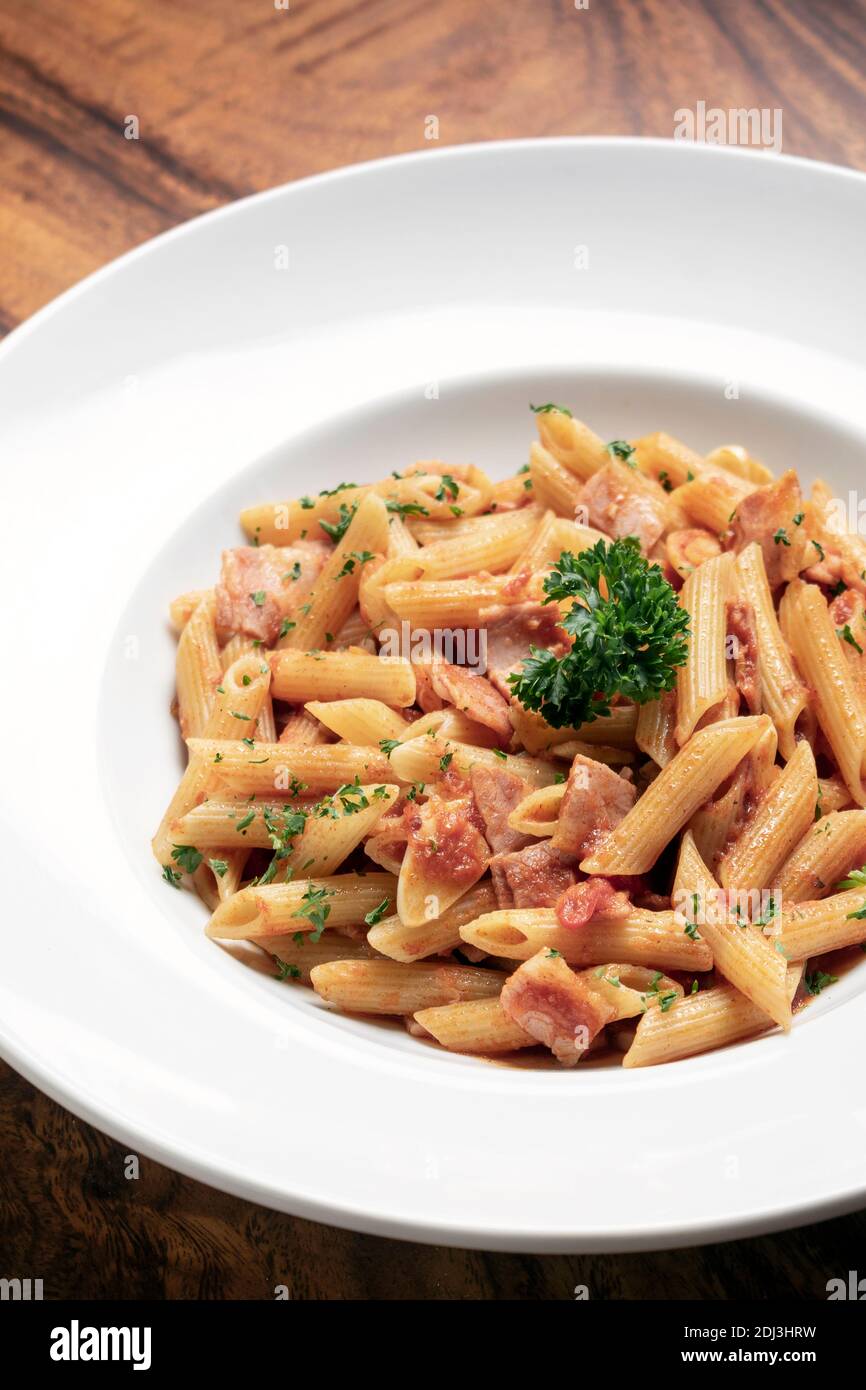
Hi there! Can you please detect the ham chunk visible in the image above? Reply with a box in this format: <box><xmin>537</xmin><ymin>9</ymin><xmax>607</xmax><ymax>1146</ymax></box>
<box><xmin>490</xmin><ymin>841</ymin><xmax>577</xmax><ymax>909</ymax></box>
<box><xmin>470</xmin><ymin>765</ymin><xmax>533</xmax><ymax>854</ymax></box>
<box><xmin>405</xmin><ymin>794</ymin><xmax>489</xmax><ymax>885</ymax></box>
<box><xmin>550</xmin><ymin>754</ymin><xmax>636</xmax><ymax>857</ymax></box>
<box><xmin>500</xmin><ymin>950</ymin><xmax>615</xmax><ymax>1065</ymax></box>
<box><xmin>730</xmin><ymin>471</ymin><xmax>808</xmax><ymax>587</ymax></box>
<box><xmin>215</xmin><ymin>541</ymin><xmax>330</xmax><ymax>644</ymax></box>
<box><xmin>430</xmin><ymin>659</ymin><xmax>513</xmax><ymax>745</ymax></box>
<box><xmin>726</xmin><ymin>599</ymin><xmax>761</xmax><ymax>714</ymax></box>
<box><xmin>556</xmin><ymin>878</ymin><xmax>631</xmax><ymax>930</ymax></box>
<box><xmin>410</xmin><ymin>661</ymin><xmax>445</xmax><ymax>714</ymax></box>
<box><xmin>578</xmin><ymin>460</ymin><xmax>668</xmax><ymax>555</ymax></box>
<box><xmin>478</xmin><ymin>601</ymin><xmax>570</xmax><ymax>699</ymax></box>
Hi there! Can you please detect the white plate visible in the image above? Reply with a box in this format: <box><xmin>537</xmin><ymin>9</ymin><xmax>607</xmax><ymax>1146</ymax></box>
<box><xmin>3</xmin><ymin>139</ymin><xmax>866</xmax><ymax>1253</ymax></box>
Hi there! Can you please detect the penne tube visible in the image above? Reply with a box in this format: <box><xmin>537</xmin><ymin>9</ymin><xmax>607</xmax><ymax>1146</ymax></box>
<box><xmin>706</xmin><ymin>444</ymin><xmax>774</xmax><ymax>485</ymax></box>
<box><xmin>780</xmin><ymin>579</ymin><xmax>866</xmax><ymax>805</ymax></box>
<box><xmin>206</xmin><ymin>872</ymin><xmax>398</xmax><ymax>939</ymax></box>
<box><xmin>688</xmin><ymin>718</ymin><xmax>778</xmax><ymax>870</ymax></box>
<box><xmin>674</xmin><ymin>470</ymin><xmax>754</xmax><ymax>533</ymax></box>
<box><xmin>178</xmin><ymin>783</ymin><xmax>397</xmax><ymax>876</ymax></box>
<box><xmin>435</xmin><ymin>710</ymin><xmax>504</xmax><ymax>749</ymax></box>
<box><xmin>459</xmin><ymin>908</ymin><xmax>713</xmax><ymax>972</ymax></box>
<box><xmin>547</xmin><ymin>516</ymin><xmax>611</xmax><ymax>556</ymax></box>
<box><xmin>255</xmin><ymin>693</ymin><xmax>277</xmax><ymax>743</ymax></box>
<box><xmin>735</xmin><ymin>543</ymin><xmax>808</xmax><ymax>759</ymax></box>
<box><xmin>191</xmin><ymin>859</ymin><xmax>220</xmax><ymax>912</ymax></box>
<box><xmin>777</xmin><ymin>886</ymin><xmax>866</xmax><ymax>960</ymax></box>
<box><xmin>305</xmin><ymin>698</ymin><xmax>410</xmax><ymax>744</ymax></box>
<box><xmin>777</xmin><ymin>809</ymin><xmax>866</xmax><ymax>903</ymax></box>
<box><xmin>623</xmin><ymin>984</ymin><xmax>775</xmax><ymax>1068</ymax></box>
<box><xmin>386</xmin><ymin>514</ymin><xmax>421</xmax><ymax>557</ymax></box>
<box><xmin>240</xmin><ymin>486</ymin><xmax>371</xmax><ymax>545</ymax></box>
<box><xmin>220</xmin><ymin>633</ymin><xmax>255</xmax><ymax>670</ymax></box>
<box><xmin>367</xmin><ymin>882</ymin><xmax>499</xmax><ymax>961</ymax></box>
<box><xmin>635</xmin><ymin>689</ymin><xmax>678</xmax><ymax>768</ymax></box>
<box><xmin>171</xmin><ymin>796</ymin><xmax>314</xmax><ymax>850</ymax></box>
<box><xmin>632</xmin><ymin>431</ymin><xmax>707</xmax><ymax>489</ymax></box>
<box><xmin>717</xmin><ymin>739</ymin><xmax>818</xmax><ymax>894</ymax></box>
<box><xmin>279</xmin><ymin>707</ymin><xmax>333</xmax><ymax>746</ymax></box>
<box><xmin>414</xmin><ymin>997</ymin><xmax>536</xmax><ymax>1054</ymax></box>
<box><xmin>186</xmin><ymin>738</ymin><xmax>395</xmax><ymax>796</ymax></box>
<box><xmin>580</xmin><ymin>716</ymin><xmax>770</xmax><ymax>875</ymax></box>
<box><xmin>203</xmin><ymin>653</ymin><xmax>271</xmax><ymax>740</ymax></box>
<box><xmin>534</xmin><ymin>409</ymin><xmax>608</xmax><ymax>480</ymax></box>
<box><xmin>176</xmin><ymin>593</ymin><xmax>222</xmax><ymax>739</ymax></box>
<box><xmin>383</xmin><ymin>575</ymin><xmax>518</xmax><ymax>627</ymax></box>
<box><xmin>389</xmin><ymin>735</ymin><xmax>558</xmax><ymax>789</ymax></box>
<box><xmin>414</xmin><ymin>507</ymin><xmax>541</xmax><ymax>578</ymax></box>
<box><xmin>282</xmin><ymin>783</ymin><xmax>398</xmax><ymax>877</ymax></box>
<box><xmin>675</xmin><ymin>552</ymin><xmax>732</xmax><ymax>745</ymax></box>
<box><xmin>252</xmin><ymin>930</ymin><xmax>381</xmax><ymax>983</ymax></box>
<box><xmin>408</xmin><ymin>505</ymin><xmax>542</xmax><ymax>547</ymax></box>
<box><xmin>170</xmin><ymin>588</ymin><xmax>212</xmax><ymax>630</ymax></box>
<box><xmin>528</xmin><ymin>442</ymin><xmax>585</xmax><ymax>516</ymax></box>
<box><xmin>310</xmin><ymin>959</ymin><xmax>504</xmax><ymax>1014</ymax></box>
<box><xmin>213</xmin><ymin>848</ymin><xmax>248</xmax><ymax>901</ymax></box>
<box><xmin>270</xmin><ymin>649</ymin><xmax>416</xmax><ymax>705</ymax></box>
<box><xmin>507</xmin><ymin>783</ymin><xmax>565</xmax><ymax>836</ymax></box>
<box><xmin>152</xmin><ymin>758</ymin><xmax>211</xmax><ymax>865</ymax></box>
<box><xmin>509</xmin><ymin>508</ymin><xmax>558</xmax><ymax>575</ymax></box>
<box><xmin>674</xmin><ymin>832</ymin><xmax>791</xmax><ymax>1030</ymax></box>
<box><xmin>281</xmin><ymin>491</ymin><xmax>390</xmax><ymax>650</ymax></box>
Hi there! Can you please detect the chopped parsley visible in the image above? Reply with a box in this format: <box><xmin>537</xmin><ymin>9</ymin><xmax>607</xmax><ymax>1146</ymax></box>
<box><xmin>275</xmin><ymin>958</ymin><xmax>301</xmax><ymax>981</ymax></box>
<box><xmin>434</xmin><ymin>474</ymin><xmax>459</xmax><ymax>501</ymax></box>
<box><xmin>385</xmin><ymin>500</ymin><xmax>430</xmax><ymax>518</ymax></box>
<box><xmin>295</xmin><ymin>884</ymin><xmax>331</xmax><ymax>942</ymax></box>
<box><xmin>335</xmin><ymin>549</ymin><xmax>375</xmax><ymax>580</ymax></box>
<box><xmin>319</xmin><ymin>501</ymin><xmax>359</xmax><ymax>543</ymax></box>
<box><xmin>364</xmin><ymin>897</ymin><xmax>392</xmax><ymax>927</ymax></box>
<box><xmin>804</xmin><ymin>970</ymin><xmax>837</xmax><ymax>995</ymax></box>
<box><xmin>171</xmin><ymin>844</ymin><xmax>203</xmax><ymax>874</ymax></box>
<box><xmin>605</xmin><ymin>440</ymin><xmax>636</xmax><ymax>465</ymax></box>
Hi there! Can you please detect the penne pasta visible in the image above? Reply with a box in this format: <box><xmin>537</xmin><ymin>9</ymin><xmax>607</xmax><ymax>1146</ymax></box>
<box><xmin>155</xmin><ymin>405</ymin><xmax>866</xmax><ymax>1069</ymax></box>
<box><xmin>206</xmin><ymin>873</ymin><xmax>398</xmax><ymax>939</ymax></box>
<box><xmin>176</xmin><ymin>593</ymin><xmax>222</xmax><ymax>739</ymax></box>
<box><xmin>717</xmin><ymin>738</ymin><xmax>818</xmax><ymax>894</ymax></box>
<box><xmin>271</xmin><ymin>649</ymin><xmax>416</xmax><ymax>705</ymax></box>
<box><xmin>735</xmin><ymin>542</ymin><xmax>808</xmax><ymax>759</ymax></box>
<box><xmin>459</xmin><ymin>908</ymin><xmax>712</xmax><ymax>973</ymax></box>
<box><xmin>310</xmin><ymin>959</ymin><xmax>504</xmax><ymax>1014</ymax></box>
<box><xmin>580</xmin><ymin>716</ymin><xmax>770</xmax><ymax>875</ymax></box>
<box><xmin>780</xmin><ymin>579</ymin><xmax>866</xmax><ymax>806</ymax></box>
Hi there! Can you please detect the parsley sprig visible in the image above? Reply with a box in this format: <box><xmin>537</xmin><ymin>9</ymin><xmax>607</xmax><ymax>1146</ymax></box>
<box><xmin>509</xmin><ymin>538</ymin><xmax>690</xmax><ymax>728</ymax></box>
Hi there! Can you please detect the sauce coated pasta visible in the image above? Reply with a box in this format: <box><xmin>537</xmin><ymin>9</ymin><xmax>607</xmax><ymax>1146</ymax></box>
<box><xmin>153</xmin><ymin>408</ymin><xmax>866</xmax><ymax>1067</ymax></box>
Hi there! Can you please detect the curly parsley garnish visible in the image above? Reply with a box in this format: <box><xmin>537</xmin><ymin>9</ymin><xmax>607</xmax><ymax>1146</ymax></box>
<box><xmin>508</xmin><ymin>538</ymin><xmax>690</xmax><ymax>729</ymax></box>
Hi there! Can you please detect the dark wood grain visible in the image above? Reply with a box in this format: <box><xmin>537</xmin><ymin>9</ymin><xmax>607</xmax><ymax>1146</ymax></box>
<box><xmin>2</xmin><ymin>0</ymin><xmax>866</xmax><ymax>1299</ymax></box>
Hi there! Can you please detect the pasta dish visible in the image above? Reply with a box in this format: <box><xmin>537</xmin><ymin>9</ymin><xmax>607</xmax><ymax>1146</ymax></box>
<box><xmin>152</xmin><ymin>405</ymin><xmax>866</xmax><ymax>1068</ymax></box>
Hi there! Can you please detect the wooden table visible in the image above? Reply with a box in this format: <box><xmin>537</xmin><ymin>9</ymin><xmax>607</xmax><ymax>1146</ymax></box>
<box><xmin>3</xmin><ymin>0</ymin><xmax>866</xmax><ymax>1298</ymax></box>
